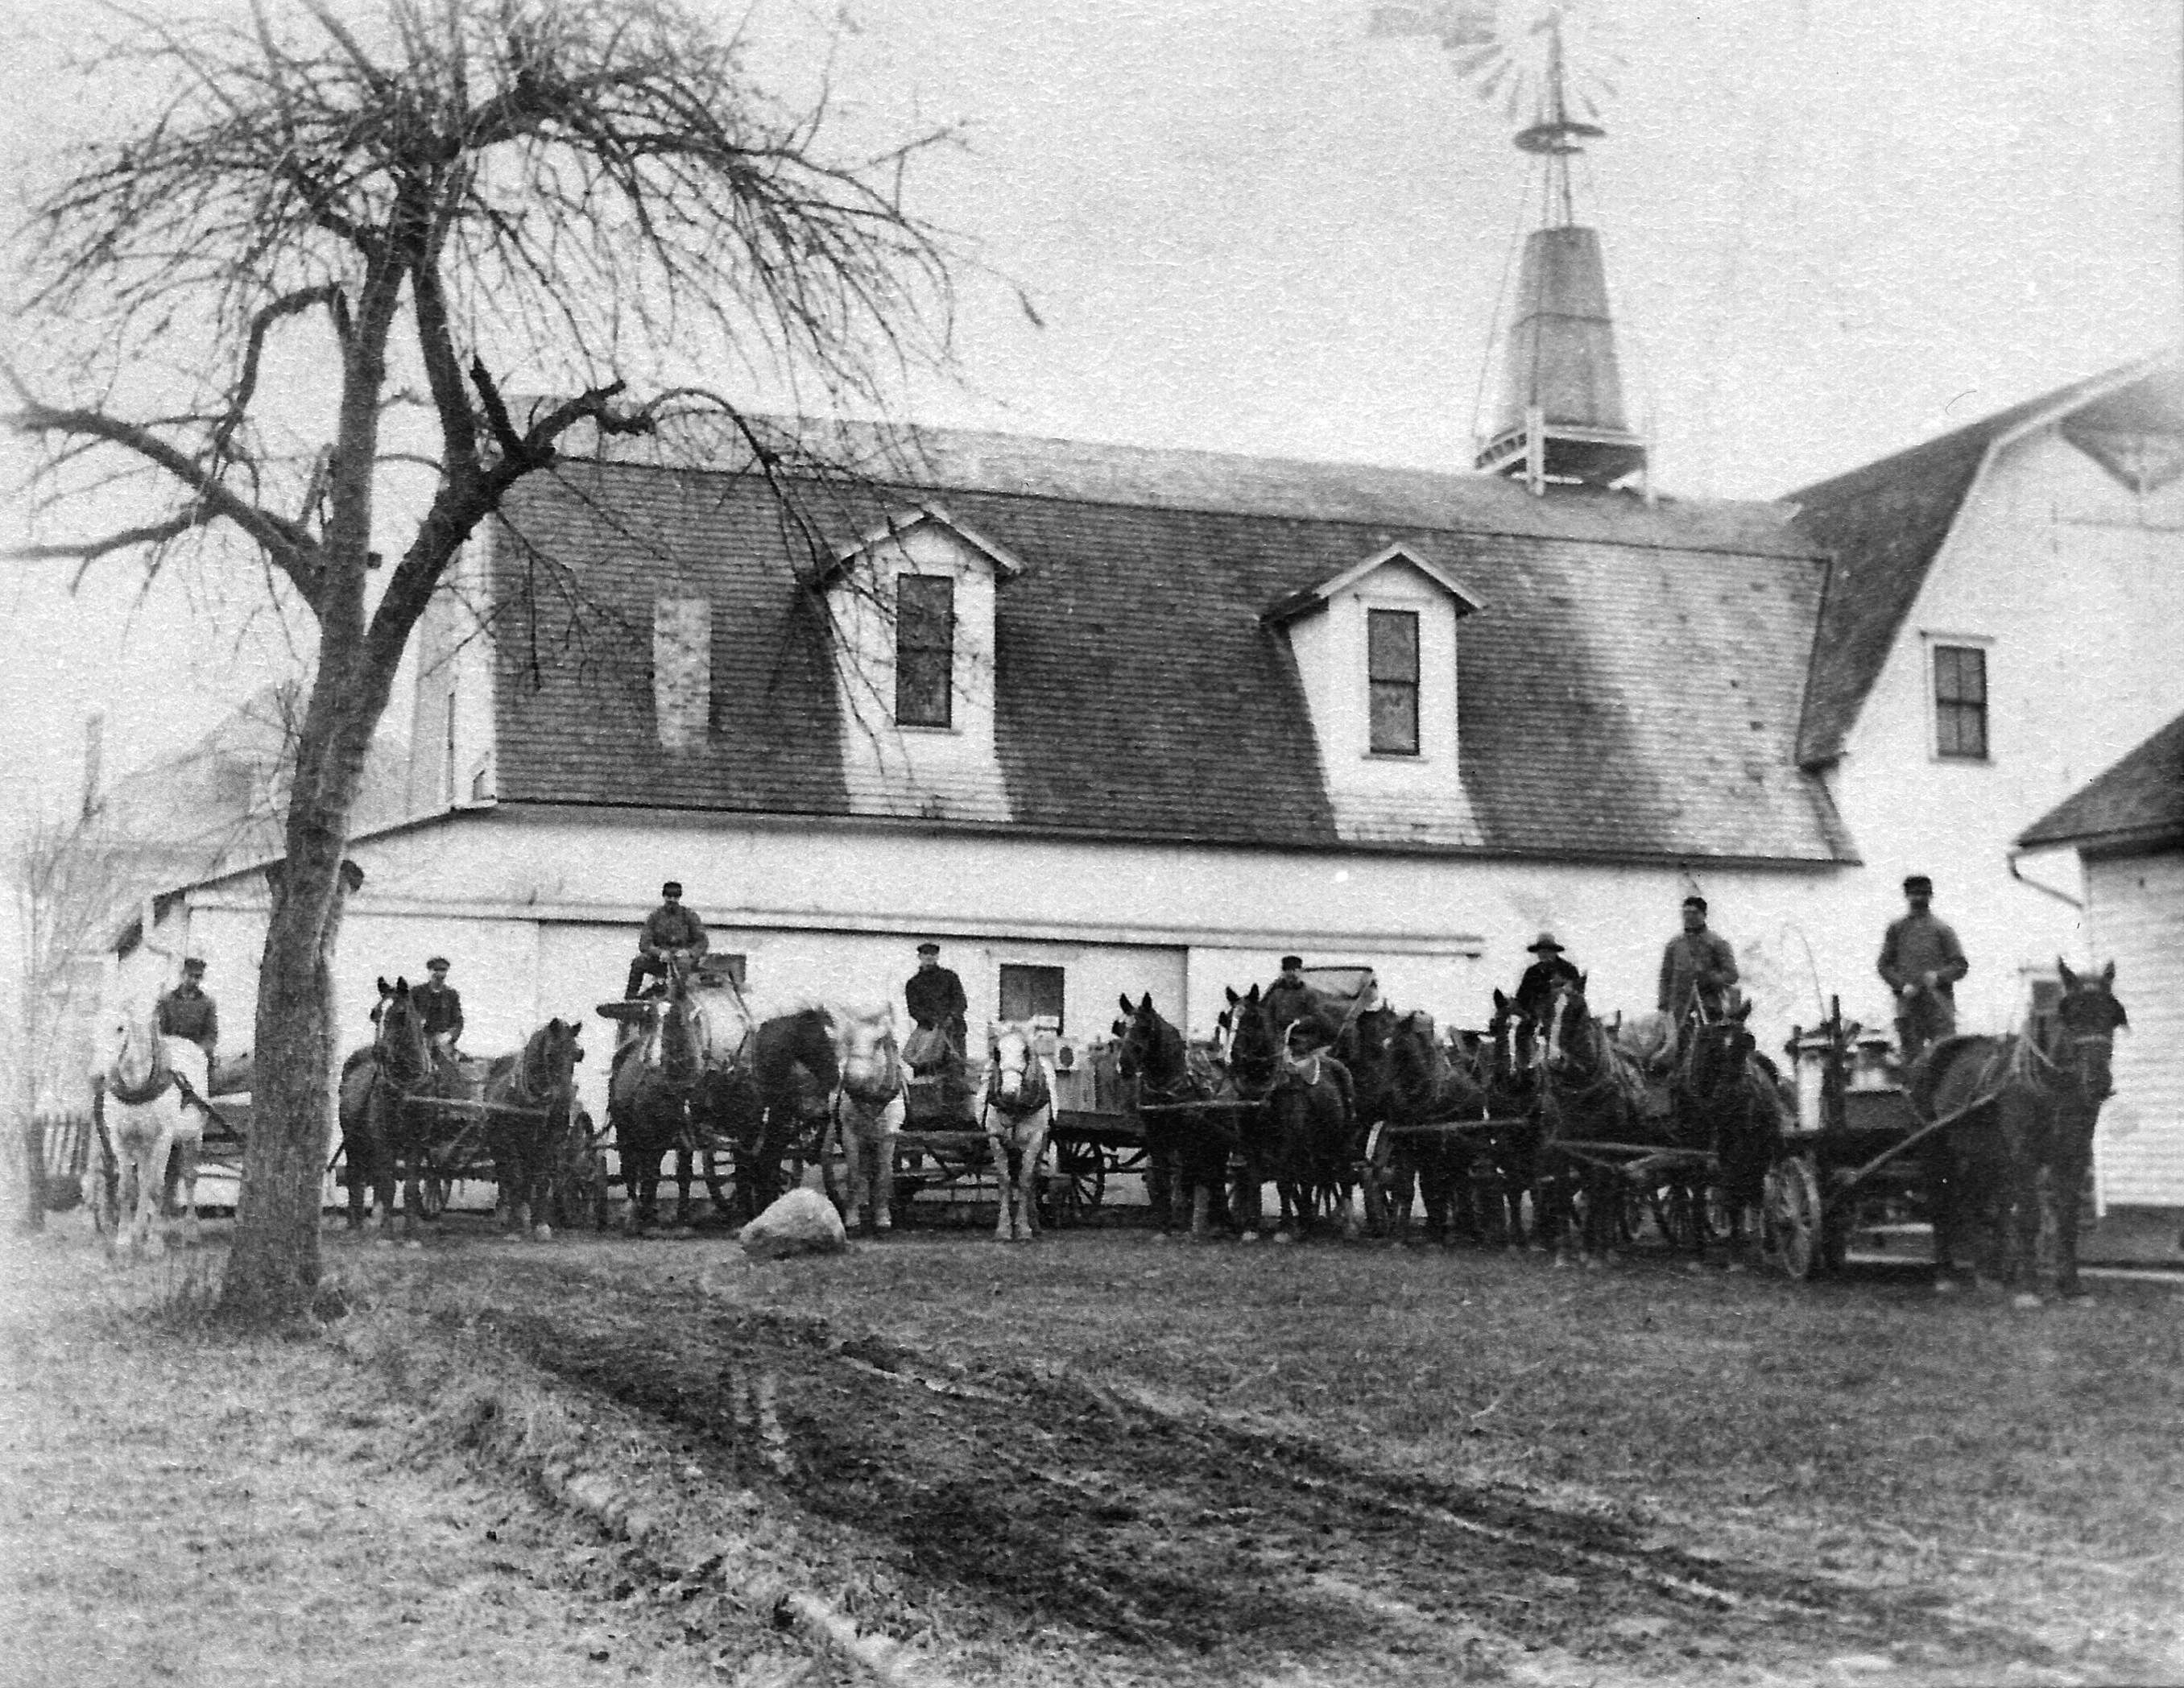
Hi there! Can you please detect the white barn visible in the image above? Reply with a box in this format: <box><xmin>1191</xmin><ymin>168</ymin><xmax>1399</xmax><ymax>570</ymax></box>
<box><xmin>123</xmin><ymin>425</ymin><xmax>1864</xmax><ymax>1135</ymax></box>
<box><xmin>2017</xmin><ymin>710</ymin><xmax>2184</xmax><ymax>1224</ymax></box>
<box><xmin>114</xmin><ymin>355</ymin><xmax>2184</xmax><ymax>1163</ymax></box>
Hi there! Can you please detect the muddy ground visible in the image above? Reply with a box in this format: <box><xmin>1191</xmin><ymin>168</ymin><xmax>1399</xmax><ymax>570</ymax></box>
<box><xmin>5</xmin><ymin>1216</ymin><xmax>2181</xmax><ymax>1686</ymax></box>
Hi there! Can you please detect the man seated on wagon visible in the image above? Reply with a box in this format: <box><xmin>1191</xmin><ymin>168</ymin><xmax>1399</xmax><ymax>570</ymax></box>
<box><xmin>1512</xmin><ymin>932</ymin><xmax>1582</xmax><ymax>1027</ymax></box>
<box><xmin>155</xmin><ymin>956</ymin><xmax>219</xmax><ymax>1068</ymax></box>
<box><xmin>904</xmin><ymin>941</ymin><xmax>969</xmax><ymax>1055</ymax></box>
<box><xmin>414</xmin><ymin>954</ymin><xmax>467</xmax><ymax>1089</ymax></box>
<box><xmin>626</xmin><ymin>880</ymin><xmax>709</xmax><ymax>999</ymax></box>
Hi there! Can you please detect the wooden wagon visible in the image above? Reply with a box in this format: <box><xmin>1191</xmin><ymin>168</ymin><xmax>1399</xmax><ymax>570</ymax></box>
<box><xmin>1762</xmin><ymin>997</ymin><xmax>2005</xmax><ymax>1279</ymax></box>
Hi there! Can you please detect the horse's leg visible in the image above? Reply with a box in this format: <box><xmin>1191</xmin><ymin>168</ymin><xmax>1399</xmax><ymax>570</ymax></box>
<box><xmin>172</xmin><ymin>1134</ymin><xmax>201</xmax><ymax>1247</ymax></box>
<box><xmin>2054</xmin><ymin>1123</ymin><xmax>2093</xmax><ymax>1301</ymax></box>
<box><xmin>990</xmin><ymin>1120</ymin><xmax>1012</xmax><ymax>1241</ymax></box>
<box><xmin>673</xmin><ymin>1145</ymin><xmax>695</xmax><ymax>1227</ymax></box>
<box><xmin>1145</xmin><ymin>1127</ymin><xmax>1177</xmax><ymax>1233</ymax></box>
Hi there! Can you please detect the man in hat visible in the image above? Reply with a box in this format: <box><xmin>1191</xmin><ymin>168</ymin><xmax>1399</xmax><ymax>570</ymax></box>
<box><xmin>414</xmin><ymin>957</ymin><xmax>465</xmax><ymax>1052</ymax></box>
<box><xmin>1513</xmin><ymin>933</ymin><xmax>1582</xmax><ymax>1027</ymax></box>
<box><xmin>627</xmin><ymin>880</ymin><xmax>709</xmax><ymax>998</ymax></box>
<box><xmin>904</xmin><ymin>941</ymin><xmax>968</xmax><ymax>1053</ymax></box>
<box><xmin>1878</xmin><ymin>875</ymin><xmax>1967</xmax><ymax>1062</ymax></box>
<box><xmin>1260</xmin><ymin>955</ymin><xmax>1320</xmax><ymax>1045</ymax></box>
<box><xmin>1658</xmin><ymin>896</ymin><xmax>1739</xmax><ymax>1025</ymax></box>
<box><xmin>155</xmin><ymin>957</ymin><xmax>218</xmax><ymax>1065</ymax></box>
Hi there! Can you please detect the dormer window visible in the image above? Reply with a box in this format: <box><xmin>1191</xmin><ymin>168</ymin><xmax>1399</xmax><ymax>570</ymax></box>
<box><xmin>895</xmin><ymin>574</ymin><xmax>955</xmax><ymax>728</ymax></box>
<box><xmin>1367</xmin><ymin>609</ymin><xmax>1421</xmax><ymax>755</ymax></box>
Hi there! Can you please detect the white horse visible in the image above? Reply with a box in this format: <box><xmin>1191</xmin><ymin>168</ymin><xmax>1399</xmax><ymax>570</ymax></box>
<box><xmin>95</xmin><ymin>1003</ymin><xmax>210</xmax><ymax>1254</ymax></box>
<box><xmin>979</xmin><ymin>1020</ymin><xmax>1055</xmax><ymax>1243</ymax></box>
<box><xmin>829</xmin><ymin>1001</ymin><xmax>904</xmax><ymax>1237</ymax></box>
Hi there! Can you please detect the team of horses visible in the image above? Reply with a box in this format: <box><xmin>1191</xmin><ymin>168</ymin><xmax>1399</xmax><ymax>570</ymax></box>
<box><xmin>95</xmin><ymin>948</ymin><xmax>2130</xmax><ymax>1300</ymax></box>
<box><xmin>1116</xmin><ymin>962</ymin><xmax>2131</xmax><ymax>1299</ymax></box>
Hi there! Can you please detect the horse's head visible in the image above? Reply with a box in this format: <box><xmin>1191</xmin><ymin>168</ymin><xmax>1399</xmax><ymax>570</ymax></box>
<box><xmin>1541</xmin><ymin>975</ymin><xmax>1597</xmax><ymax>1074</ymax></box>
<box><xmin>1116</xmin><ymin>992</ymin><xmax>1173</xmax><ymax>1084</ymax></box>
<box><xmin>101</xmin><ymin>999</ymin><xmax>163</xmax><ymax>1090</ymax></box>
<box><xmin>833</xmin><ymin>1003</ymin><xmax>903</xmax><ymax>1107</ymax></box>
<box><xmin>986</xmin><ymin>1020</ymin><xmax>1048</xmax><ymax>1113</ymax></box>
<box><xmin>1486</xmin><ymin>988</ymin><xmax>1539</xmax><ymax>1092</ymax></box>
<box><xmin>1222</xmin><ymin>983</ymin><xmax>1279</xmax><ymax>1093</ymax></box>
<box><xmin>374</xmin><ymin>976</ymin><xmax>432</xmax><ymax>1087</ymax></box>
<box><xmin>2054</xmin><ymin>959</ymin><xmax>2128</xmax><ymax>1102</ymax></box>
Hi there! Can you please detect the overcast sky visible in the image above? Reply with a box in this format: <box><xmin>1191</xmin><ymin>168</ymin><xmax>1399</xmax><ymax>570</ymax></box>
<box><xmin>2</xmin><ymin>0</ymin><xmax>2179</xmax><ymax>823</ymax></box>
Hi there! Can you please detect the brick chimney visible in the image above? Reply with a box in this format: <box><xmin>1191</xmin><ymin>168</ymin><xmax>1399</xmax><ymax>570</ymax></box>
<box><xmin>651</xmin><ymin>598</ymin><xmax>711</xmax><ymax>752</ymax></box>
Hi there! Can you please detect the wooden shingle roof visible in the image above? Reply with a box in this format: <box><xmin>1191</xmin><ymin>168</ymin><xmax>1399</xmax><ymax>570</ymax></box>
<box><xmin>486</xmin><ymin>427</ymin><xmax>1852</xmax><ymax>863</ymax></box>
<box><xmin>2018</xmin><ymin>710</ymin><xmax>2184</xmax><ymax>854</ymax></box>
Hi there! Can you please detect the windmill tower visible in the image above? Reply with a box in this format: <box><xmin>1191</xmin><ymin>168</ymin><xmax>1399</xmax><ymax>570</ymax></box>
<box><xmin>1381</xmin><ymin>3</ymin><xmax>1647</xmax><ymax>494</ymax></box>
<box><xmin>1469</xmin><ymin>6</ymin><xmax>1646</xmax><ymax>494</ymax></box>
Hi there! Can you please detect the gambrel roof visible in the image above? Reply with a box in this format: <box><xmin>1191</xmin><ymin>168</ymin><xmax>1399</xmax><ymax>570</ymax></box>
<box><xmin>1785</xmin><ymin>353</ymin><xmax>2179</xmax><ymax>767</ymax></box>
<box><xmin>485</xmin><ymin>425</ymin><xmax>1851</xmax><ymax>864</ymax></box>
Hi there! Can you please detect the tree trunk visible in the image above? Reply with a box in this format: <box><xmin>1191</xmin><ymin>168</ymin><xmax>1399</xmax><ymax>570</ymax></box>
<box><xmin>220</xmin><ymin>710</ymin><xmax>373</xmax><ymax>1322</ymax></box>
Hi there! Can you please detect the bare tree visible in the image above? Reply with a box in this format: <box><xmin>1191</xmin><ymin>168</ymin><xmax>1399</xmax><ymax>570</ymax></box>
<box><xmin>6</xmin><ymin>0</ymin><xmax>960</xmax><ymax>1319</ymax></box>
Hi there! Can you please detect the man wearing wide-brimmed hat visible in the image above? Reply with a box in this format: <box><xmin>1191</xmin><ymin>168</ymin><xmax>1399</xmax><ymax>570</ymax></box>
<box><xmin>1512</xmin><ymin>932</ymin><xmax>1582</xmax><ymax>1026</ymax></box>
<box><xmin>1879</xmin><ymin>874</ymin><xmax>1967</xmax><ymax>1061</ymax></box>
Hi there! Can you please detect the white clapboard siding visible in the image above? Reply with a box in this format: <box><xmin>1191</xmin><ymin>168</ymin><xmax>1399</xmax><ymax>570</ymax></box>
<box><xmin>2089</xmin><ymin>851</ymin><xmax>2184</xmax><ymax>1208</ymax></box>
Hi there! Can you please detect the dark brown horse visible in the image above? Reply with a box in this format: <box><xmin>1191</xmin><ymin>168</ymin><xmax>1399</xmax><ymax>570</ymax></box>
<box><xmin>1672</xmin><ymin>1000</ymin><xmax>1784</xmax><ymax>1268</ymax></box>
<box><xmin>603</xmin><ymin>979</ymin><xmax>706</xmax><ymax>1233</ymax></box>
<box><xmin>338</xmin><ymin>977</ymin><xmax>453</xmax><ymax>1240</ymax></box>
<box><xmin>705</xmin><ymin>1004</ymin><xmax>842</xmax><ymax>1223</ymax></box>
<box><xmin>1917</xmin><ymin>960</ymin><xmax>2128</xmax><ymax>1302</ymax></box>
<box><xmin>1226</xmin><ymin>984</ymin><xmax>1353</xmax><ymax>1242</ymax></box>
<box><xmin>1117</xmin><ymin>991</ymin><xmax>1233</xmax><ymax>1239</ymax></box>
<box><xmin>1379</xmin><ymin>1011</ymin><xmax>1494</xmax><ymax>1245</ymax></box>
<box><xmin>483</xmin><ymin>1017</ymin><xmax>585</xmax><ymax>1239</ymax></box>
<box><xmin>1538</xmin><ymin>976</ymin><xmax>1656</xmax><ymax>1266</ymax></box>
<box><xmin>1479</xmin><ymin>990</ymin><xmax>1545</xmax><ymax>1248</ymax></box>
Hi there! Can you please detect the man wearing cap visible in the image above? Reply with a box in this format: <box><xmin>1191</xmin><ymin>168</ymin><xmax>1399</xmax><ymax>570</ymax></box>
<box><xmin>1261</xmin><ymin>955</ymin><xmax>1321</xmax><ymax>1044</ymax></box>
<box><xmin>414</xmin><ymin>957</ymin><xmax>465</xmax><ymax>1052</ymax></box>
<box><xmin>1658</xmin><ymin>896</ymin><xmax>1739</xmax><ymax>1024</ymax></box>
<box><xmin>627</xmin><ymin>881</ymin><xmax>709</xmax><ymax>998</ymax></box>
<box><xmin>1513</xmin><ymin>933</ymin><xmax>1582</xmax><ymax>1027</ymax></box>
<box><xmin>156</xmin><ymin>958</ymin><xmax>219</xmax><ymax>1065</ymax></box>
<box><xmin>1879</xmin><ymin>875</ymin><xmax>1967</xmax><ymax>1062</ymax></box>
<box><xmin>904</xmin><ymin>942</ymin><xmax>968</xmax><ymax>1052</ymax></box>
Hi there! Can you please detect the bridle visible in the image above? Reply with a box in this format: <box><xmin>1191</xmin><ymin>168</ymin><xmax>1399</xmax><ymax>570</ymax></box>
<box><xmin>2015</xmin><ymin>994</ymin><xmax>2121</xmax><ymax>1103</ymax></box>
<box><xmin>983</xmin><ymin>1031</ymin><xmax>1051</xmax><ymax>1117</ymax></box>
<box><xmin>838</xmin><ymin>1024</ymin><xmax>904</xmax><ymax>1111</ymax></box>
<box><xmin>1123</xmin><ymin>1009</ymin><xmax>1206</xmax><ymax>1106</ymax></box>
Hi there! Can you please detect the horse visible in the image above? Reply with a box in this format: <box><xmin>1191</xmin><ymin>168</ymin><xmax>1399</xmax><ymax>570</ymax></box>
<box><xmin>1917</xmin><ymin>960</ymin><xmax>2129</xmax><ymax>1303</ymax></box>
<box><xmin>830</xmin><ymin>1001</ymin><xmax>906</xmax><ymax>1237</ymax></box>
<box><xmin>1116</xmin><ymin>991</ymin><xmax>1233</xmax><ymax>1239</ymax></box>
<box><xmin>1537</xmin><ymin>974</ymin><xmax>1661</xmax><ymax>1267</ymax></box>
<box><xmin>338</xmin><ymin>977</ymin><xmax>466</xmax><ymax>1241</ymax></box>
<box><xmin>482</xmin><ymin>1017</ymin><xmax>585</xmax><ymax>1240</ymax></box>
<box><xmin>980</xmin><ymin>1020</ymin><xmax>1055</xmax><ymax>1242</ymax></box>
<box><xmin>602</xmin><ymin>965</ymin><xmax>710</xmax><ymax>1233</ymax></box>
<box><xmin>93</xmin><ymin>1002</ymin><xmax>210</xmax><ymax>1254</ymax></box>
<box><xmin>1379</xmin><ymin>1011</ymin><xmax>1495</xmax><ymax>1245</ymax></box>
<box><xmin>1672</xmin><ymin>1000</ymin><xmax>1785</xmax><ymax>1268</ymax></box>
<box><xmin>705</xmin><ymin>997</ymin><xmax>842</xmax><ymax>1223</ymax></box>
<box><xmin>1478</xmin><ymin>990</ymin><xmax>1545</xmax><ymax>1248</ymax></box>
<box><xmin>1226</xmin><ymin>984</ymin><xmax>1354</xmax><ymax>1243</ymax></box>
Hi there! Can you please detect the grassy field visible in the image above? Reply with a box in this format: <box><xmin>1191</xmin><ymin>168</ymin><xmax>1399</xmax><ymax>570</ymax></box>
<box><xmin>6</xmin><ymin>1214</ymin><xmax>2182</xmax><ymax>1684</ymax></box>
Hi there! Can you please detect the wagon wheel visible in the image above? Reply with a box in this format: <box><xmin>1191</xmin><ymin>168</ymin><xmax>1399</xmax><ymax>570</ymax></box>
<box><xmin>1762</xmin><ymin>1155</ymin><xmax>1826</xmax><ymax>1279</ymax></box>
<box><xmin>1044</xmin><ymin>1136</ymin><xmax>1106</xmax><ymax>1225</ymax></box>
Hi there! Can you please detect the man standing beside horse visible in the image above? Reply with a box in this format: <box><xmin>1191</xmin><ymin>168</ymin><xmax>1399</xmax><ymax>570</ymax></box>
<box><xmin>1879</xmin><ymin>873</ymin><xmax>1967</xmax><ymax>1064</ymax></box>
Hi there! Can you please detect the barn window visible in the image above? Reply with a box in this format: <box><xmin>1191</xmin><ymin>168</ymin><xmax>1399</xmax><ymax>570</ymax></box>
<box><xmin>1932</xmin><ymin>643</ymin><xmax>1988</xmax><ymax>760</ymax></box>
<box><xmin>999</xmin><ymin>963</ymin><xmax>1065</xmax><ymax>1032</ymax></box>
<box><xmin>895</xmin><ymin>574</ymin><xmax>954</xmax><ymax>728</ymax></box>
<box><xmin>1367</xmin><ymin>608</ymin><xmax>1421</xmax><ymax>755</ymax></box>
